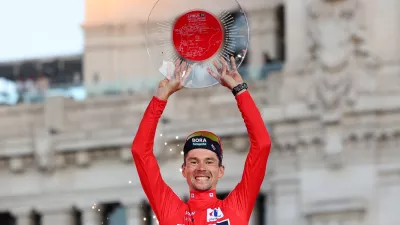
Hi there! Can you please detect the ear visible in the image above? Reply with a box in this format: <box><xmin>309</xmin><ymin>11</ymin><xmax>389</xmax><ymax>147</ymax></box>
<box><xmin>218</xmin><ymin>165</ymin><xmax>225</xmax><ymax>179</ymax></box>
<box><xmin>181</xmin><ymin>163</ymin><xmax>187</xmax><ymax>178</ymax></box>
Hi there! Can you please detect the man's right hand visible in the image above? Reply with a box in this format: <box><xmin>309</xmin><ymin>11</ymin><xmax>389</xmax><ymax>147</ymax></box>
<box><xmin>155</xmin><ymin>60</ymin><xmax>192</xmax><ymax>101</ymax></box>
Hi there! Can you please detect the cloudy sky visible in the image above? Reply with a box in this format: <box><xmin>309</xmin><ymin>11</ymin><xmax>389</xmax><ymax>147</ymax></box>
<box><xmin>0</xmin><ymin>0</ymin><xmax>84</xmax><ymax>62</ymax></box>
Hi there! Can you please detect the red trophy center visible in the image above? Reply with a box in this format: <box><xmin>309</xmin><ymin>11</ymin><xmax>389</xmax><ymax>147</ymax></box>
<box><xmin>172</xmin><ymin>10</ymin><xmax>224</xmax><ymax>62</ymax></box>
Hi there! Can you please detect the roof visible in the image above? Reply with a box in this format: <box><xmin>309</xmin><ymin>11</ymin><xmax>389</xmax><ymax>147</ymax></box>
<box><xmin>0</xmin><ymin>53</ymin><xmax>82</xmax><ymax>66</ymax></box>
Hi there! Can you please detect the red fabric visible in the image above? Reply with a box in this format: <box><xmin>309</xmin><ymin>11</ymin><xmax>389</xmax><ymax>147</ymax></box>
<box><xmin>131</xmin><ymin>90</ymin><xmax>271</xmax><ymax>225</ymax></box>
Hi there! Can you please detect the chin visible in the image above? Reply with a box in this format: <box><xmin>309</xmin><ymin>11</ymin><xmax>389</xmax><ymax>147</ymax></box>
<box><xmin>193</xmin><ymin>185</ymin><xmax>212</xmax><ymax>191</ymax></box>
<box><xmin>191</xmin><ymin>181</ymin><xmax>212</xmax><ymax>191</ymax></box>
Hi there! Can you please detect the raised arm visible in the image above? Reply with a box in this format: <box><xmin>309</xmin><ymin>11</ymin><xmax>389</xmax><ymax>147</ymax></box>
<box><xmin>131</xmin><ymin>60</ymin><xmax>192</xmax><ymax>221</ymax></box>
<box><xmin>208</xmin><ymin>57</ymin><xmax>272</xmax><ymax>221</ymax></box>
<box><xmin>224</xmin><ymin>90</ymin><xmax>271</xmax><ymax>220</ymax></box>
<box><xmin>131</xmin><ymin>96</ymin><xmax>183</xmax><ymax>220</ymax></box>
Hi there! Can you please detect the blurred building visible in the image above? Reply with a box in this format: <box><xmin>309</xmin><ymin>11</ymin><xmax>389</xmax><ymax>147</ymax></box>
<box><xmin>1</xmin><ymin>0</ymin><xmax>400</xmax><ymax>225</ymax></box>
<box><xmin>0</xmin><ymin>54</ymin><xmax>84</xmax><ymax>105</ymax></box>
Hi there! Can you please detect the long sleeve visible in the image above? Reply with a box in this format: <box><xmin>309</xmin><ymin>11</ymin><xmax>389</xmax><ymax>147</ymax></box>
<box><xmin>131</xmin><ymin>96</ymin><xmax>183</xmax><ymax>221</ymax></box>
<box><xmin>224</xmin><ymin>90</ymin><xmax>272</xmax><ymax>221</ymax></box>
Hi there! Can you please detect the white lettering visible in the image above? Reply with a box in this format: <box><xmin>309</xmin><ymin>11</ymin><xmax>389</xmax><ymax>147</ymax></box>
<box><xmin>185</xmin><ymin>211</ymin><xmax>195</xmax><ymax>216</ymax></box>
<box><xmin>192</xmin><ymin>138</ymin><xmax>207</xmax><ymax>142</ymax></box>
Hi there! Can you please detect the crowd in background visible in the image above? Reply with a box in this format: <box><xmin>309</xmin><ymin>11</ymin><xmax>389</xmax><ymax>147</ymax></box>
<box><xmin>0</xmin><ymin>56</ymin><xmax>83</xmax><ymax>105</ymax></box>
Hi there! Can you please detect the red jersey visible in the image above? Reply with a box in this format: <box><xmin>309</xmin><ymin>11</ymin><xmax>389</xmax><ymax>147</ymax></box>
<box><xmin>131</xmin><ymin>90</ymin><xmax>271</xmax><ymax>225</ymax></box>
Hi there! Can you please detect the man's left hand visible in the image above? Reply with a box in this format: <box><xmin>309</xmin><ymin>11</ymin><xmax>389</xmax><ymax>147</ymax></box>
<box><xmin>207</xmin><ymin>56</ymin><xmax>244</xmax><ymax>90</ymax></box>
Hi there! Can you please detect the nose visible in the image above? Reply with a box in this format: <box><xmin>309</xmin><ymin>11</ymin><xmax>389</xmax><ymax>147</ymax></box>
<box><xmin>196</xmin><ymin>162</ymin><xmax>207</xmax><ymax>171</ymax></box>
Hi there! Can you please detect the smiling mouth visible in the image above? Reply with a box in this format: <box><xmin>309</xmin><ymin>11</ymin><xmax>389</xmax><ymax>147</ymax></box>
<box><xmin>195</xmin><ymin>176</ymin><xmax>210</xmax><ymax>181</ymax></box>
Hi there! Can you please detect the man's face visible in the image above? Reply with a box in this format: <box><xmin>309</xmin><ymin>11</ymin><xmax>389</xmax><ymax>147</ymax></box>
<box><xmin>181</xmin><ymin>149</ymin><xmax>225</xmax><ymax>191</ymax></box>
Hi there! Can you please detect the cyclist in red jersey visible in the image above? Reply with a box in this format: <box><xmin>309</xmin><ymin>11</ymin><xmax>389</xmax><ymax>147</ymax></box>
<box><xmin>131</xmin><ymin>57</ymin><xmax>271</xmax><ymax>225</ymax></box>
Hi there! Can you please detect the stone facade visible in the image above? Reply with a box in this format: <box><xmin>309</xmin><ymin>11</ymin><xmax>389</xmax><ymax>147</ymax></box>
<box><xmin>1</xmin><ymin>0</ymin><xmax>400</xmax><ymax>225</ymax></box>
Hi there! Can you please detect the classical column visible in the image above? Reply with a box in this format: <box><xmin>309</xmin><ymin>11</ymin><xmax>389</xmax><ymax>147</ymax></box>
<box><xmin>123</xmin><ymin>201</ymin><xmax>143</xmax><ymax>225</ymax></box>
<box><xmin>266</xmin><ymin>193</ymin><xmax>275</xmax><ymax>225</ymax></box>
<box><xmin>370</xmin><ymin>0</ymin><xmax>400</xmax><ymax>64</ymax></box>
<box><xmin>273</xmin><ymin>178</ymin><xmax>303</xmax><ymax>225</ymax></box>
<box><xmin>80</xmin><ymin>205</ymin><xmax>102</xmax><ymax>225</ymax></box>
<box><xmin>248</xmin><ymin>8</ymin><xmax>277</xmax><ymax>79</ymax></box>
<box><xmin>376</xmin><ymin>166</ymin><xmax>400</xmax><ymax>225</ymax></box>
<box><xmin>11</xmin><ymin>207</ymin><xmax>32</xmax><ymax>225</ymax></box>
<box><xmin>248</xmin><ymin>34</ymin><xmax>263</xmax><ymax>79</ymax></box>
<box><xmin>284</xmin><ymin>0</ymin><xmax>308</xmax><ymax>68</ymax></box>
<box><xmin>38</xmin><ymin>205</ymin><xmax>73</xmax><ymax>225</ymax></box>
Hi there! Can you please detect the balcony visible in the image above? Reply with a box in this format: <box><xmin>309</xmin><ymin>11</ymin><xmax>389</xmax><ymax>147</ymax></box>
<box><xmin>0</xmin><ymin>62</ymin><xmax>283</xmax><ymax>106</ymax></box>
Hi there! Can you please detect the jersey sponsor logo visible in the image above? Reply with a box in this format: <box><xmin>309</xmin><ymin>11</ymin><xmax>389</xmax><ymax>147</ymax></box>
<box><xmin>209</xmin><ymin>219</ymin><xmax>231</xmax><ymax>225</ymax></box>
<box><xmin>216</xmin><ymin>219</ymin><xmax>230</xmax><ymax>225</ymax></box>
<box><xmin>184</xmin><ymin>210</ymin><xmax>195</xmax><ymax>222</ymax></box>
<box><xmin>185</xmin><ymin>211</ymin><xmax>195</xmax><ymax>216</ymax></box>
<box><xmin>206</xmin><ymin>207</ymin><xmax>224</xmax><ymax>222</ymax></box>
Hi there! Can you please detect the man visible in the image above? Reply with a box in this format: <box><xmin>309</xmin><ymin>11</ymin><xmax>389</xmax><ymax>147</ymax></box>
<box><xmin>132</xmin><ymin>57</ymin><xmax>271</xmax><ymax>225</ymax></box>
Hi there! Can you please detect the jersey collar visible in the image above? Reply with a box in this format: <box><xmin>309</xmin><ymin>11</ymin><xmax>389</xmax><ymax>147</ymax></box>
<box><xmin>189</xmin><ymin>190</ymin><xmax>217</xmax><ymax>201</ymax></box>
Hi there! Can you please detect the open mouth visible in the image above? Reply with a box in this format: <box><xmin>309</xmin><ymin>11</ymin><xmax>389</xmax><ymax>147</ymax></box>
<box><xmin>195</xmin><ymin>176</ymin><xmax>210</xmax><ymax>181</ymax></box>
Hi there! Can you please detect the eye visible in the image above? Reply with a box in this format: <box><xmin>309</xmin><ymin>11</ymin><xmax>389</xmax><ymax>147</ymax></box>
<box><xmin>206</xmin><ymin>160</ymin><xmax>214</xmax><ymax>164</ymax></box>
<box><xmin>190</xmin><ymin>161</ymin><xmax>197</xmax><ymax>165</ymax></box>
